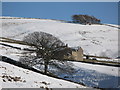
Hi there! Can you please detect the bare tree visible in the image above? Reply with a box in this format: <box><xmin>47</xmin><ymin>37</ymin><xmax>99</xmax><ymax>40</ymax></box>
<box><xmin>20</xmin><ymin>31</ymin><xmax>71</xmax><ymax>74</ymax></box>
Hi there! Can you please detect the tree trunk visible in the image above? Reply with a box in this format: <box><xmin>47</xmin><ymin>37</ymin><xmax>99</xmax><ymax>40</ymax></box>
<box><xmin>44</xmin><ymin>59</ymin><xmax>49</xmax><ymax>74</ymax></box>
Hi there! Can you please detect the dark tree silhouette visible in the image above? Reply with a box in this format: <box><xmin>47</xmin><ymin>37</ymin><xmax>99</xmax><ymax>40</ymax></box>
<box><xmin>72</xmin><ymin>14</ymin><xmax>101</xmax><ymax>24</ymax></box>
<box><xmin>20</xmin><ymin>31</ymin><xmax>73</xmax><ymax>74</ymax></box>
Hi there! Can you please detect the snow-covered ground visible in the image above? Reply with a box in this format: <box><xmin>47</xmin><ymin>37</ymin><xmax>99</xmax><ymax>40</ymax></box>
<box><xmin>57</xmin><ymin>64</ymin><xmax>120</xmax><ymax>88</ymax></box>
<box><xmin>0</xmin><ymin>42</ymin><xmax>28</xmax><ymax>60</ymax></box>
<box><xmin>1</xmin><ymin>42</ymin><xmax>119</xmax><ymax>76</ymax></box>
<box><xmin>47</xmin><ymin>61</ymin><xmax>120</xmax><ymax>88</ymax></box>
<box><xmin>72</xmin><ymin>62</ymin><xmax>119</xmax><ymax>77</ymax></box>
<box><xmin>0</xmin><ymin>41</ymin><xmax>119</xmax><ymax>88</ymax></box>
<box><xmin>1</xmin><ymin>17</ymin><xmax>118</xmax><ymax>59</ymax></box>
<box><xmin>0</xmin><ymin>17</ymin><xmax>119</xmax><ymax>88</ymax></box>
<box><xmin>0</xmin><ymin>61</ymin><xmax>87</xmax><ymax>88</ymax></box>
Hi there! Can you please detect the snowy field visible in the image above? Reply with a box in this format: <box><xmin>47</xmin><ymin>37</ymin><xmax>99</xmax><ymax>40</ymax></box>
<box><xmin>0</xmin><ymin>40</ymin><xmax>120</xmax><ymax>88</ymax></box>
<box><xmin>0</xmin><ymin>42</ymin><xmax>28</xmax><ymax>60</ymax></box>
<box><xmin>56</xmin><ymin>62</ymin><xmax>120</xmax><ymax>88</ymax></box>
<box><xmin>1</xmin><ymin>17</ymin><xmax>118</xmax><ymax>59</ymax></box>
<box><xmin>0</xmin><ymin>61</ymin><xmax>87</xmax><ymax>88</ymax></box>
<box><xmin>0</xmin><ymin>17</ymin><xmax>119</xmax><ymax>88</ymax></box>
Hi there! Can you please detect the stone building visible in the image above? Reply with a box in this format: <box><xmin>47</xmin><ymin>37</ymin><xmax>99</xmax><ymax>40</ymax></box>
<box><xmin>53</xmin><ymin>46</ymin><xmax>83</xmax><ymax>61</ymax></box>
<box><xmin>64</xmin><ymin>47</ymin><xmax>83</xmax><ymax>61</ymax></box>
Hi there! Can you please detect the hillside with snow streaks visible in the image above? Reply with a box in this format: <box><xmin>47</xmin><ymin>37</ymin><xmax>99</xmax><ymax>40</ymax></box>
<box><xmin>1</xmin><ymin>17</ymin><xmax>118</xmax><ymax>58</ymax></box>
<box><xmin>0</xmin><ymin>61</ymin><xmax>87</xmax><ymax>88</ymax></box>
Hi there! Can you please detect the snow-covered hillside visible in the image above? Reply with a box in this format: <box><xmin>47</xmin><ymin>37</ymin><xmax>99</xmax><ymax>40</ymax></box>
<box><xmin>0</xmin><ymin>17</ymin><xmax>119</xmax><ymax>88</ymax></box>
<box><xmin>1</xmin><ymin>41</ymin><xmax>119</xmax><ymax>88</ymax></box>
<box><xmin>1</xmin><ymin>17</ymin><xmax>118</xmax><ymax>58</ymax></box>
<box><xmin>1</xmin><ymin>17</ymin><xmax>118</xmax><ymax>59</ymax></box>
<box><xmin>0</xmin><ymin>61</ymin><xmax>87</xmax><ymax>88</ymax></box>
